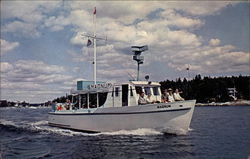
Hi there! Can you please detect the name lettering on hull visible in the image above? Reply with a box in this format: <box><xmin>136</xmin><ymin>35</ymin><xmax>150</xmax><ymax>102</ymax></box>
<box><xmin>157</xmin><ymin>105</ymin><xmax>171</xmax><ymax>109</ymax></box>
<box><xmin>88</xmin><ymin>83</ymin><xmax>113</xmax><ymax>89</ymax></box>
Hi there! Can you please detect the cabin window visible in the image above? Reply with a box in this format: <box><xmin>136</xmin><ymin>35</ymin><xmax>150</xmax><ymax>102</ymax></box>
<box><xmin>115</xmin><ymin>87</ymin><xmax>120</xmax><ymax>97</ymax></box>
<box><xmin>98</xmin><ymin>92</ymin><xmax>108</xmax><ymax>107</ymax></box>
<box><xmin>135</xmin><ymin>86</ymin><xmax>142</xmax><ymax>94</ymax></box>
<box><xmin>80</xmin><ymin>94</ymin><xmax>88</xmax><ymax>108</ymax></box>
<box><xmin>89</xmin><ymin>93</ymin><xmax>97</xmax><ymax>108</ymax></box>
<box><xmin>130</xmin><ymin>86</ymin><xmax>133</xmax><ymax>96</ymax></box>
<box><xmin>153</xmin><ymin>87</ymin><xmax>159</xmax><ymax>95</ymax></box>
<box><xmin>144</xmin><ymin>87</ymin><xmax>151</xmax><ymax>95</ymax></box>
<box><xmin>73</xmin><ymin>95</ymin><xmax>79</xmax><ymax>109</ymax></box>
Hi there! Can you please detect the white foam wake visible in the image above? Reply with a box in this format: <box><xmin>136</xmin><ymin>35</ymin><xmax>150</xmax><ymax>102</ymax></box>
<box><xmin>29</xmin><ymin>120</ymin><xmax>163</xmax><ymax>136</ymax></box>
<box><xmin>30</xmin><ymin>120</ymin><xmax>48</xmax><ymax>126</ymax></box>
<box><xmin>161</xmin><ymin>127</ymin><xmax>189</xmax><ymax>135</ymax></box>
<box><xmin>100</xmin><ymin>128</ymin><xmax>162</xmax><ymax>136</ymax></box>
<box><xmin>0</xmin><ymin>119</ymin><xmax>17</xmax><ymax>127</ymax></box>
<box><xmin>1</xmin><ymin>119</ymin><xmax>191</xmax><ymax>137</ymax></box>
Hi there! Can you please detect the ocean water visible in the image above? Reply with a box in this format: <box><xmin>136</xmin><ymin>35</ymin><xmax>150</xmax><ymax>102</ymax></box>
<box><xmin>0</xmin><ymin>106</ymin><xmax>250</xmax><ymax>159</ymax></box>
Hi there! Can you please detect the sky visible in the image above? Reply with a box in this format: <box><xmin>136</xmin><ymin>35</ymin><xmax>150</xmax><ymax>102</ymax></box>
<box><xmin>0</xmin><ymin>1</ymin><xmax>249</xmax><ymax>103</ymax></box>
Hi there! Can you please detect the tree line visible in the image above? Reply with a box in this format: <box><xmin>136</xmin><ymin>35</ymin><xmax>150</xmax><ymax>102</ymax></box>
<box><xmin>160</xmin><ymin>75</ymin><xmax>250</xmax><ymax>103</ymax></box>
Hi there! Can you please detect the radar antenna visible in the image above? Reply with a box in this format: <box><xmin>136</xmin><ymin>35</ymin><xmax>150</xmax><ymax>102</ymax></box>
<box><xmin>131</xmin><ymin>45</ymin><xmax>148</xmax><ymax>81</ymax></box>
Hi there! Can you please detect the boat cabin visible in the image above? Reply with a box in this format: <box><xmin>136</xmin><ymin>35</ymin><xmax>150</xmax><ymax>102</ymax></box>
<box><xmin>54</xmin><ymin>80</ymin><xmax>162</xmax><ymax>111</ymax></box>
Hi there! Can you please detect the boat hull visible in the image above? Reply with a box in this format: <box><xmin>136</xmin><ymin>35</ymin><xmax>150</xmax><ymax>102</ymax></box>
<box><xmin>48</xmin><ymin>100</ymin><xmax>195</xmax><ymax>134</ymax></box>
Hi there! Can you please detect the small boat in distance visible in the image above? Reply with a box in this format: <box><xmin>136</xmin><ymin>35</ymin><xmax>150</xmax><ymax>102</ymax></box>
<box><xmin>48</xmin><ymin>8</ymin><xmax>196</xmax><ymax>134</ymax></box>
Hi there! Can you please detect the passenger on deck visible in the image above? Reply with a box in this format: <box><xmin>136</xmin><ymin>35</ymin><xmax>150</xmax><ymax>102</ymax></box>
<box><xmin>146</xmin><ymin>93</ymin><xmax>155</xmax><ymax>104</ymax></box>
<box><xmin>174</xmin><ymin>89</ymin><xmax>184</xmax><ymax>101</ymax></box>
<box><xmin>138</xmin><ymin>92</ymin><xmax>148</xmax><ymax>105</ymax></box>
<box><xmin>167</xmin><ymin>88</ymin><xmax>175</xmax><ymax>102</ymax></box>
<box><xmin>65</xmin><ymin>99</ymin><xmax>71</xmax><ymax>110</ymax></box>
<box><xmin>161</xmin><ymin>89</ymin><xmax>169</xmax><ymax>103</ymax></box>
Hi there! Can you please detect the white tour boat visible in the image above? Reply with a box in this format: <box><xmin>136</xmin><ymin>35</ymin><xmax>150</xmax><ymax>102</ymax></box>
<box><xmin>48</xmin><ymin>8</ymin><xmax>196</xmax><ymax>134</ymax></box>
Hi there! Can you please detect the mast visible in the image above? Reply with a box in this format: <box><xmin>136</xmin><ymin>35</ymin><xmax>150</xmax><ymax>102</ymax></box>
<box><xmin>137</xmin><ymin>63</ymin><xmax>140</xmax><ymax>81</ymax></box>
<box><xmin>93</xmin><ymin>7</ymin><xmax>97</xmax><ymax>84</ymax></box>
<box><xmin>83</xmin><ymin>7</ymin><xmax>107</xmax><ymax>84</ymax></box>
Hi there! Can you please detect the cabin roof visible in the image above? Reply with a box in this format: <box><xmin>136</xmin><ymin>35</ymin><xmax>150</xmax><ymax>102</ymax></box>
<box><xmin>129</xmin><ymin>81</ymin><xmax>160</xmax><ymax>86</ymax></box>
<box><xmin>70</xmin><ymin>88</ymin><xmax>110</xmax><ymax>95</ymax></box>
<box><xmin>70</xmin><ymin>81</ymin><xmax>161</xmax><ymax>95</ymax></box>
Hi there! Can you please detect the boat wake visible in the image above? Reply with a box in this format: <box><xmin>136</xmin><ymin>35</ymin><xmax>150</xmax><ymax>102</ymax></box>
<box><xmin>100</xmin><ymin>128</ymin><xmax>162</xmax><ymax>136</ymax></box>
<box><xmin>0</xmin><ymin>119</ymin><xmax>190</xmax><ymax>137</ymax></box>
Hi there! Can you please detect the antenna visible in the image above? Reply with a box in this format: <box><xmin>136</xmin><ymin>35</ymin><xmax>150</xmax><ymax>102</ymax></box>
<box><xmin>131</xmin><ymin>45</ymin><xmax>148</xmax><ymax>81</ymax></box>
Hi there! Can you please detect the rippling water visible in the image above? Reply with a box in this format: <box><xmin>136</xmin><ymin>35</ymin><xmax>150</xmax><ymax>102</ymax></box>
<box><xmin>0</xmin><ymin>106</ymin><xmax>250</xmax><ymax>159</ymax></box>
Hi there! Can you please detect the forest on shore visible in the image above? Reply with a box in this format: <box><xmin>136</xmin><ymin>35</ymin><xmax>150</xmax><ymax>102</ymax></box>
<box><xmin>160</xmin><ymin>75</ymin><xmax>250</xmax><ymax>103</ymax></box>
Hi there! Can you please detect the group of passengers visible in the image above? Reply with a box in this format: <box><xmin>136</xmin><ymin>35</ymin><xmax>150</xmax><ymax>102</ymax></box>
<box><xmin>138</xmin><ymin>92</ymin><xmax>156</xmax><ymax>105</ymax></box>
<box><xmin>138</xmin><ymin>88</ymin><xmax>184</xmax><ymax>105</ymax></box>
<box><xmin>162</xmin><ymin>88</ymin><xmax>184</xmax><ymax>103</ymax></box>
<box><xmin>54</xmin><ymin>99</ymin><xmax>71</xmax><ymax>111</ymax></box>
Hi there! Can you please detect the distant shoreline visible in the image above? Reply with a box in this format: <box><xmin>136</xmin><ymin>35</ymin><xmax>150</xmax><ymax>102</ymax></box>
<box><xmin>196</xmin><ymin>100</ymin><xmax>250</xmax><ymax>106</ymax></box>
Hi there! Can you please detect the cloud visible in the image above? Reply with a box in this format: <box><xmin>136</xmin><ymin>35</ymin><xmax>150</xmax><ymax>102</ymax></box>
<box><xmin>160</xmin><ymin>9</ymin><xmax>204</xmax><ymax>29</ymax></box>
<box><xmin>209</xmin><ymin>38</ymin><xmax>221</xmax><ymax>46</ymax></box>
<box><xmin>1</xmin><ymin>1</ymin><xmax>61</xmax><ymax>37</ymax></box>
<box><xmin>1</xmin><ymin>60</ymin><xmax>71</xmax><ymax>84</ymax></box>
<box><xmin>0</xmin><ymin>39</ymin><xmax>19</xmax><ymax>55</ymax></box>
<box><xmin>70</xmin><ymin>32</ymin><xmax>87</xmax><ymax>46</ymax></box>
<box><xmin>175</xmin><ymin>1</ymin><xmax>235</xmax><ymax>16</ymax></box>
<box><xmin>2</xmin><ymin>21</ymin><xmax>41</xmax><ymax>38</ymax></box>
<box><xmin>14</xmin><ymin>60</ymin><xmax>65</xmax><ymax>74</ymax></box>
<box><xmin>1</xmin><ymin>62</ymin><xmax>14</xmax><ymax>72</ymax></box>
<box><xmin>43</xmin><ymin>15</ymin><xmax>71</xmax><ymax>31</ymax></box>
<box><xmin>1</xmin><ymin>60</ymin><xmax>75</xmax><ymax>102</ymax></box>
<box><xmin>166</xmin><ymin>44</ymin><xmax>249</xmax><ymax>74</ymax></box>
<box><xmin>1</xmin><ymin>1</ymin><xmax>236</xmax><ymax>38</ymax></box>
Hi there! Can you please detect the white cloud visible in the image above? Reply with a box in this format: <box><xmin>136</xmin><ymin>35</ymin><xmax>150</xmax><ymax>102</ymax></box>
<box><xmin>1</xmin><ymin>62</ymin><xmax>14</xmax><ymax>72</ymax></box>
<box><xmin>1</xmin><ymin>1</ymin><xmax>61</xmax><ymax>37</ymax></box>
<box><xmin>44</xmin><ymin>15</ymin><xmax>71</xmax><ymax>31</ymax></box>
<box><xmin>160</xmin><ymin>9</ymin><xmax>204</xmax><ymax>29</ymax></box>
<box><xmin>1</xmin><ymin>60</ymin><xmax>75</xmax><ymax>102</ymax></box>
<box><xmin>209</xmin><ymin>38</ymin><xmax>221</xmax><ymax>46</ymax></box>
<box><xmin>175</xmin><ymin>1</ymin><xmax>235</xmax><ymax>16</ymax></box>
<box><xmin>2</xmin><ymin>20</ymin><xmax>41</xmax><ymax>38</ymax></box>
<box><xmin>0</xmin><ymin>39</ymin><xmax>19</xmax><ymax>55</ymax></box>
<box><xmin>70</xmin><ymin>32</ymin><xmax>87</xmax><ymax>46</ymax></box>
<box><xmin>166</xmin><ymin>44</ymin><xmax>249</xmax><ymax>74</ymax></box>
<box><xmin>14</xmin><ymin>60</ymin><xmax>65</xmax><ymax>74</ymax></box>
<box><xmin>1</xmin><ymin>1</ymin><xmax>236</xmax><ymax>38</ymax></box>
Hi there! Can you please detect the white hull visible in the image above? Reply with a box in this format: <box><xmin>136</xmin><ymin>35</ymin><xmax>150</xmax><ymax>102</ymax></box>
<box><xmin>48</xmin><ymin>100</ymin><xmax>195</xmax><ymax>134</ymax></box>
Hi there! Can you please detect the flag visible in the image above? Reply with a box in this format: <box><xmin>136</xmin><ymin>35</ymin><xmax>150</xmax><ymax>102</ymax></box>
<box><xmin>93</xmin><ymin>7</ymin><xmax>96</xmax><ymax>15</ymax></box>
<box><xmin>87</xmin><ymin>39</ymin><xmax>92</xmax><ymax>47</ymax></box>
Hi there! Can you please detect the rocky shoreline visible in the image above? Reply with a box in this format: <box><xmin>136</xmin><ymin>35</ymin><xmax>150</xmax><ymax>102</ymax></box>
<box><xmin>196</xmin><ymin>100</ymin><xmax>250</xmax><ymax>106</ymax></box>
